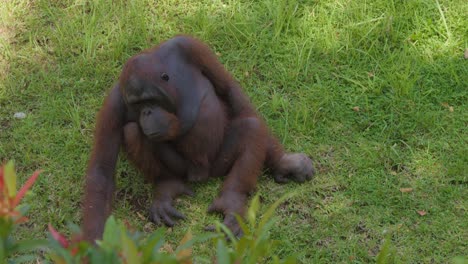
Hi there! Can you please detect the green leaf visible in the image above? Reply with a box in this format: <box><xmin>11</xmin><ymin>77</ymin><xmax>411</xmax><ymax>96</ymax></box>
<box><xmin>46</xmin><ymin>242</ymin><xmax>75</xmax><ymax>264</ymax></box>
<box><xmin>175</xmin><ymin>230</ymin><xmax>193</xmax><ymax>263</ymax></box>
<box><xmin>142</xmin><ymin>228</ymin><xmax>165</xmax><ymax>262</ymax></box>
<box><xmin>216</xmin><ymin>221</ymin><xmax>237</xmax><ymax>245</ymax></box>
<box><xmin>48</xmin><ymin>253</ymin><xmax>68</xmax><ymax>264</ymax></box>
<box><xmin>272</xmin><ymin>256</ymin><xmax>280</xmax><ymax>264</ymax></box>
<box><xmin>11</xmin><ymin>239</ymin><xmax>48</xmax><ymax>254</ymax></box>
<box><xmin>256</xmin><ymin>218</ymin><xmax>276</xmax><ymax>242</ymax></box>
<box><xmin>258</xmin><ymin>192</ymin><xmax>296</xmax><ymax>231</ymax></box>
<box><xmin>175</xmin><ymin>232</ymin><xmax>219</xmax><ymax>253</ymax></box>
<box><xmin>235</xmin><ymin>214</ymin><xmax>252</xmax><ymax>238</ymax></box>
<box><xmin>89</xmin><ymin>248</ymin><xmax>120</xmax><ymax>264</ymax></box>
<box><xmin>16</xmin><ymin>204</ymin><xmax>31</xmax><ymax>216</ymax></box>
<box><xmin>281</xmin><ymin>255</ymin><xmax>297</xmax><ymax>264</ymax></box>
<box><xmin>235</xmin><ymin>237</ymin><xmax>249</xmax><ymax>260</ymax></box>
<box><xmin>0</xmin><ymin>238</ymin><xmax>5</xmax><ymax>263</ymax></box>
<box><xmin>452</xmin><ymin>256</ymin><xmax>468</xmax><ymax>264</ymax></box>
<box><xmin>248</xmin><ymin>236</ymin><xmax>269</xmax><ymax>264</ymax></box>
<box><xmin>247</xmin><ymin>194</ymin><xmax>260</xmax><ymax>227</ymax></box>
<box><xmin>376</xmin><ymin>234</ymin><xmax>395</xmax><ymax>264</ymax></box>
<box><xmin>0</xmin><ymin>218</ymin><xmax>13</xmax><ymax>238</ymax></box>
<box><xmin>216</xmin><ymin>239</ymin><xmax>230</xmax><ymax>264</ymax></box>
<box><xmin>89</xmin><ymin>251</ymin><xmax>106</xmax><ymax>264</ymax></box>
<box><xmin>120</xmin><ymin>229</ymin><xmax>140</xmax><ymax>264</ymax></box>
<box><xmin>66</xmin><ymin>222</ymin><xmax>82</xmax><ymax>235</ymax></box>
<box><xmin>102</xmin><ymin>216</ymin><xmax>120</xmax><ymax>249</ymax></box>
<box><xmin>152</xmin><ymin>254</ymin><xmax>178</xmax><ymax>264</ymax></box>
<box><xmin>4</xmin><ymin>160</ymin><xmax>17</xmax><ymax>197</ymax></box>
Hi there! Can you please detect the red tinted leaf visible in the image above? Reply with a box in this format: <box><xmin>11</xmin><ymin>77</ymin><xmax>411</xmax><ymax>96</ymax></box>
<box><xmin>12</xmin><ymin>170</ymin><xmax>41</xmax><ymax>207</ymax></box>
<box><xmin>49</xmin><ymin>224</ymin><xmax>69</xmax><ymax>248</ymax></box>
<box><xmin>70</xmin><ymin>247</ymin><xmax>79</xmax><ymax>256</ymax></box>
<box><xmin>7</xmin><ymin>210</ymin><xmax>21</xmax><ymax>219</ymax></box>
<box><xmin>14</xmin><ymin>216</ymin><xmax>29</xmax><ymax>224</ymax></box>
<box><xmin>0</xmin><ymin>166</ymin><xmax>4</xmax><ymax>190</ymax></box>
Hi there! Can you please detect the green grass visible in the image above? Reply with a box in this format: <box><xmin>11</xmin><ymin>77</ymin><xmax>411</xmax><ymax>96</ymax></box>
<box><xmin>1</xmin><ymin>0</ymin><xmax>467</xmax><ymax>262</ymax></box>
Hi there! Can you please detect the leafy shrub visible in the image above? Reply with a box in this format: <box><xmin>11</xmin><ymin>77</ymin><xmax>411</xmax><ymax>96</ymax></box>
<box><xmin>1</xmin><ymin>161</ymin><xmax>297</xmax><ymax>263</ymax></box>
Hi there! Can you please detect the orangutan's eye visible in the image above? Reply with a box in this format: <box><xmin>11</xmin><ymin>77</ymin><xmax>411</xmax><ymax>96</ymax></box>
<box><xmin>161</xmin><ymin>73</ymin><xmax>170</xmax><ymax>81</ymax></box>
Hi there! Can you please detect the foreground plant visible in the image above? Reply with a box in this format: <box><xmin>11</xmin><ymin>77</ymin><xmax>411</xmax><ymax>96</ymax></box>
<box><xmin>47</xmin><ymin>195</ymin><xmax>296</xmax><ymax>264</ymax></box>
<box><xmin>1</xmin><ymin>160</ymin><xmax>297</xmax><ymax>263</ymax></box>
<box><xmin>47</xmin><ymin>217</ymin><xmax>207</xmax><ymax>264</ymax></box>
<box><xmin>210</xmin><ymin>194</ymin><xmax>297</xmax><ymax>264</ymax></box>
<box><xmin>0</xmin><ymin>161</ymin><xmax>45</xmax><ymax>263</ymax></box>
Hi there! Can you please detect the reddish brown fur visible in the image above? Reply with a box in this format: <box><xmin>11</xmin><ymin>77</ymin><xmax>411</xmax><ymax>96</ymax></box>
<box><xmin>82</xmin><ymin>35</ymin><xmax>314</xmax><ymax>242</ymax></box>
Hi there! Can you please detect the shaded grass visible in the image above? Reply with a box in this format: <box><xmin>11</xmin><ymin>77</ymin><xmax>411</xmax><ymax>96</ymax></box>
<box><xmin>0</xmin><ymin>0</ymin><xmax>467</xmax><ymax>262</ymax></box>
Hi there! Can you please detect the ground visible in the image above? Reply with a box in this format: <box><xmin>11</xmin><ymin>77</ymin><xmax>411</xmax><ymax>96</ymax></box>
<box><xmin>0</xmin><ymin>0</ymin><xmax>466</xmax><ymax>262</ymax></box>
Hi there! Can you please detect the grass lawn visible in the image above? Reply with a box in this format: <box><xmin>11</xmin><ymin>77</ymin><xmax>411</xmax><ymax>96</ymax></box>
<box><xmin>1</xmin><ymin>0</ymin><xmax>466</xmax><ymax>262</ymax></box>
